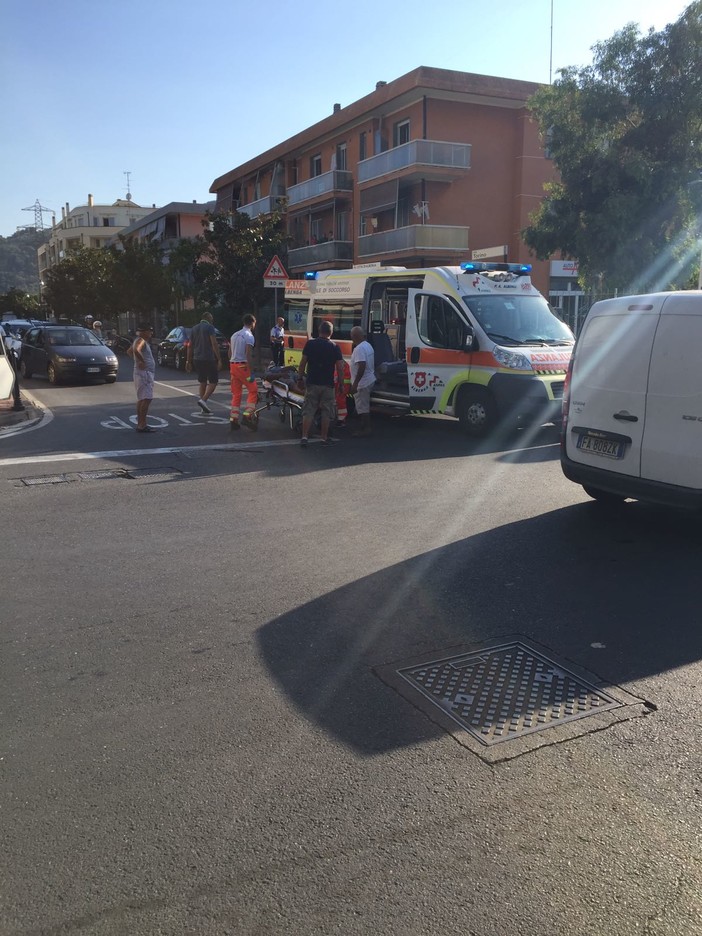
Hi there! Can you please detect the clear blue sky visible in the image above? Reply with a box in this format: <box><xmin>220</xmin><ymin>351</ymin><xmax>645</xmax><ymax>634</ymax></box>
<box><xmin>0</xmin><ymin>0</ymin><xmax>692</xmax><ymax>238</ymax></box>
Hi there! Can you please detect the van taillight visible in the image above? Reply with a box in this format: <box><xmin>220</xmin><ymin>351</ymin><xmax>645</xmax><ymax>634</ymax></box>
<box><xmin>561</xmin><ymin>357</ymin><xmax>574</xmax><ymax>450</ymax></box>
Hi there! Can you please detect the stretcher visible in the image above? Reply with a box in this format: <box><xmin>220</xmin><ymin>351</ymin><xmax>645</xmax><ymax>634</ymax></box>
<box><xmin>257</xmin><ymin>366</ymin><xmax>305</xmax><ymax>431</ymax></box>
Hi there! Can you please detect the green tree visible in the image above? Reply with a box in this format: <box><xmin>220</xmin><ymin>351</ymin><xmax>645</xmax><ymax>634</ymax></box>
<box><xmin>110</xmin><ymin>238</ymin><xmax>171</xmax><ymax>319</ymax></box>
<box><xmin>0</xmin><ymin>288</ymin><xmax>42</xmax><ymax>317</ymax></box>
<box><xmin>42</xmin><ymin>246</ymin><xmax>116</xmax><ymax>321</ymax></box>
<box><xmin>524</xmin><ymin>2</ymin><xmax>702</xmax><ymax>293</ymax></box>
<box><xmin>196</xmin><ymin>210</ymin><xmax>289</xmax><ymax>335</ymax></box>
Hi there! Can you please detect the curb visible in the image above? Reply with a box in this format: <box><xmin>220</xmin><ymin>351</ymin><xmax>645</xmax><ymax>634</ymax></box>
<box><xmin>0</xmin><ymin>393</ymin><xmax>45</xmax><ymax>432</ymax></box>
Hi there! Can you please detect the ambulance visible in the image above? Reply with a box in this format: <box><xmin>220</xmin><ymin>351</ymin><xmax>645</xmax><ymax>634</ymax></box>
<box><xmin>283</xmin><ymin>263</ymin><xmax>574</xmax><ymax>436</ymax></box>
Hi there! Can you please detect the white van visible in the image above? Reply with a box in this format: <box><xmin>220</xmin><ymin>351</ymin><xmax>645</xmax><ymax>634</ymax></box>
<box><xmin>561</xmin><ymin>291</ymin><xmax>702</xmax><ymax>508</ymax></box>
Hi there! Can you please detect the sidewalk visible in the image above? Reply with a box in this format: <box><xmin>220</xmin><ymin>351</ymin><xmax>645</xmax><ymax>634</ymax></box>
<box><xmin>0</xmin><ymin>393</ymin><xmax>44</xmax><ymax>432</ymax></box>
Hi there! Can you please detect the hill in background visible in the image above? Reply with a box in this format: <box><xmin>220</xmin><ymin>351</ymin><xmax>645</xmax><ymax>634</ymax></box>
<box><xmin>0</xmin><ymin>228</ymin><xmax>49</xmax><ymax>295</ymax></box>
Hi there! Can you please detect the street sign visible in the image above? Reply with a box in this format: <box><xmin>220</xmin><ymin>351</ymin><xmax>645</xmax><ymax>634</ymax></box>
<box><xmin>471</xmin><ymin>245</ymin><xmax>508</xmax><ymax>261</ymax></box>
<box><xmin>263</xmin><ymin>255</ymin><xmax>288</xmax><ymax>288</ymax></box>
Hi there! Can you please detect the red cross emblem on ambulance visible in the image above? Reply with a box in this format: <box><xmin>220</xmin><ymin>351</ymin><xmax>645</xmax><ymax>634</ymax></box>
<box><xmin>414</xmin><ymin>372</ymin><xmax>426</xmax><ymax>388</ymax></box>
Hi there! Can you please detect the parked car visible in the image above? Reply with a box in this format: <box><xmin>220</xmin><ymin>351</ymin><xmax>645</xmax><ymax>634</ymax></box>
<box><xmin>156</xmin><ymin>326</ymin><xmax>230</xmax><ymax>370</ymax></box>
<box><xmin>19</xmin><ymin>325</ymin><xmax>119</xmax><ymax>384</ymax></box>
<box><xmin>1</xmin><ymin>319</ymin><xmax>45</xmax><ymax>355</ymax></box>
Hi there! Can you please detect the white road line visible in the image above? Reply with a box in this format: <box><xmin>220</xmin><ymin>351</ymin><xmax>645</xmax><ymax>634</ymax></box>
<box><xmin>154</xmin><ymin>380</ymin><xmax>230</xmax><ymax>409</ymax></box>
<box><xmin>0</xmin><ymin>438</ymin><xmax>314</xmax><ymax>468</ymax></box>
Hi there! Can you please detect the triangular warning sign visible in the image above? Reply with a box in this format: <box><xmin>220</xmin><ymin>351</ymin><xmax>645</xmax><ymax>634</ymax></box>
<box><xmin>263</xmin><ymin>255</ymin><xmax>288</xmax><ymax>280</ymax></box>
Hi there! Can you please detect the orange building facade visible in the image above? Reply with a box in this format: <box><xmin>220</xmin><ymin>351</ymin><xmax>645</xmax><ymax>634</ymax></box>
<box><xmin>210</xmin><ymin>67</ymin><xmax>555</xmax><ymax>294</ymax></box>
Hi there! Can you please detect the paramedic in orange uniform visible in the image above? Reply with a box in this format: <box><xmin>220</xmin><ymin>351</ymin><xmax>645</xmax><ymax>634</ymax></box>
<box><xmin>229</xmin><ymin>314</ymin><xmax>258</xmax><ymax>431</ymax></box>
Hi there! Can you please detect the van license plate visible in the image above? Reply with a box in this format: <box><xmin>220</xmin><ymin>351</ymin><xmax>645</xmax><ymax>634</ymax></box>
<box><xmin>86</xmin><ymin>367</ymin><xmax>100</xmax><ymax>373</ymax></box>
<box><xmin>577</xmin><ymin>435</ymin><xmax>624</xmax><ymax>459</ymax></box>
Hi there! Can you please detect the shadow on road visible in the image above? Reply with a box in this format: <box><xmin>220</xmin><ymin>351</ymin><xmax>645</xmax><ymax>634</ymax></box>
<box><xmin>257</xmin><ymin>501</ymin><xmax>702</xmax><ymax>755</ymax></box>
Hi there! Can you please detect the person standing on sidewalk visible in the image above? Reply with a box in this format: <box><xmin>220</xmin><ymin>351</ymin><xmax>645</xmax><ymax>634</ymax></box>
<box><xmin>186</xmin><ymin>311</ymin><xmax>222</xmax><ymax>415</ymax></box>
<box><xmin>350</xmin><ymin>325</ymin><xmax>376</xmax><ymax>437</ymax></box>
<box><xmin>229</xmin><ymin>314</ymin><xmax>258</xmax><ymax>431</ymax></box>
<box><xmin>298</xmin><ymin>320</ymin><xmax>344</xmax><ymax>447</ymax></box>
<box><xmin>127</xmin><ymin>323</ymin><xmax>156</xmax><ymax>433</ymax></box>
<box><xmin>270</xmin><ymin>316</ymin><xmax>285</xmax><ymax>368</ymax></box>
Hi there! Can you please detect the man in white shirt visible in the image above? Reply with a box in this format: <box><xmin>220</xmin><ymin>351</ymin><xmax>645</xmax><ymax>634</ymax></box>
<box><xmin>229</xmin><ymin>314</ymin><xmax>258</xmax><ymax>431</ymax></box>
<box><xmin>350</xmin><ymin>326</ymin><xmax>375</xmax><ymax>437</ymax></box>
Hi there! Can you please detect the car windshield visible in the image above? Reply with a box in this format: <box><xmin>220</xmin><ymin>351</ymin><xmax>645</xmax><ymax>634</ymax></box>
<box><xmin>461</xmin><ymin>295</ymin><xmax>574</xmax><ymax>345</ymax></box>
<box><xmin>46</xmin><ymin>328</ymin><xmax>103</xmax><ymax>347</ymax></box>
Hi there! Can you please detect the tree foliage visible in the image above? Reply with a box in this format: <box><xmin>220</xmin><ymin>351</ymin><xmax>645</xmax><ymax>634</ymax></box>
<box><xmin>196</xmin><ymin>210</ymin><xmax>289</xmax><ymax>335</ymax></box>
<box><xmin>42</xmin><ymin>246</ymin><xmax>117</xmax><ymax>321</ymax></box>
<box><xmin>0</xmin><ymin>289</ymin><xmax>42</xmax><ymax>317</ymax></box>
<box><xmin>524</xmin><ymin>1</ymin><xmax>702</xmax><ymax>292</ymax></box>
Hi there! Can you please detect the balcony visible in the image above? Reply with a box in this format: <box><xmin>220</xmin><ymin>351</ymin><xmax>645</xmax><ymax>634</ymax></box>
<box><xmin>287</xmin><ymin>240</ymin><xmax>354</xmax><ymax>269</ymax></box>
<box><xmin>237</xmin><ymin>195</ymin><xmax>280</xmax><ymax>219</ymax></box>
<box><xmin>358</xmin><ymin>140</ymin><xmax>471</xmax><ymax>185</ymax></box>
<box><xmin>358</xmin><ymin>225</ymin><xmax>470</xmax><ymax>257</ymax></box>
<box><xmin>287</xmin><ymin>170</ymin><xmax>353</xmax><ymax>208</ymax></box>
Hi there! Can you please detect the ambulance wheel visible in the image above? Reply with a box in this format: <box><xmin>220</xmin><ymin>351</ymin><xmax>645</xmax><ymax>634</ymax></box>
<box><xmin>458</xmin><ymin>387</ymin><xmax>497</xmax><ymax>437</ymax></box>
<box><xmin>583</xmin><ymin>485</ymin><xmax>626</xmax><ymax>505</ymax></box>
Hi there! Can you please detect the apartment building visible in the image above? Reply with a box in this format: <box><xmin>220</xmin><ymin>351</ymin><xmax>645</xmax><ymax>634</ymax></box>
<box><xmin>38</xmin><ymin>195</ymin><xmax>156</xmax><ymax>285</ymax></box>
<box><xmin>209</xmin><ymin>66</ymin><xmax>555</xmax><ymax>293</ymax></box>
<box><xmin>115</xmin><ymin>200</ymin><xmax>215</xmax><ymax>250</ymax></box>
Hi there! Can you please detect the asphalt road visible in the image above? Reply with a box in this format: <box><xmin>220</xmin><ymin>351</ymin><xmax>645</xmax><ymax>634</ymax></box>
<box><xmin>1</xmin><ymin>364</ymin><xmax>700</xmax><ymax>935</ymax></box>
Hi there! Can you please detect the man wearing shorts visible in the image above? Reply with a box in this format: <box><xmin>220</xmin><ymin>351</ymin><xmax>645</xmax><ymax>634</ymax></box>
<box><xmin>298</xmin><ymin>320</ymin><xmax>345</xmax><ymax>447</ymax></box>
<box><xmin>350</xmin><ymin>325</ymin><xmax>376</xmax><ymax>437</ymax></box>
<box><xmin>128</xmin><ymin>323</ymin><xmax>156</xmax><ymax>433</ymax></box>
<box><xmin>186</xmin><ymin>311</ymin><xmax>222</xmax><ymax>415</ymax></box>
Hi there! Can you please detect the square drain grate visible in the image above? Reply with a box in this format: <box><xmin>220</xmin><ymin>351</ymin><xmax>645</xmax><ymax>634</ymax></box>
<box><xmin>21</xmin><ymin>474</ymin><xmax>71</xmax><ymax>486</ymax></box>
<box><xmin>126</xmin><ymin>467</ymin><xmax>183</xmax><ymax>481</ymax></box>
<box><xmin>375</xmin><ymin>638</ymin><xmax>651</xmax><ymax>761</ymax></box>
<box><xmin>395</xmin><ymin>641</ymin><xmax>620</xmax><ymax>745</ymax></box>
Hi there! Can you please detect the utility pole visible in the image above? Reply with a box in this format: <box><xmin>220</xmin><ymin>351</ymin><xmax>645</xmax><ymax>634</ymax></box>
<box><xmin>21</xmin><ymin>199</ymin><xmax>54</xmax><ymax>231</ymax></box>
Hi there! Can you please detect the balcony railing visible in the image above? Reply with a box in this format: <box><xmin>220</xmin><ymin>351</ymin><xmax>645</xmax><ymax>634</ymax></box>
<box><xmin>287</xmin><ymin>240</ymin><xmax>354</xmax><ymax>267</ymax></box>
<box><xmin>358</xmin><ymin>225</ymin><xmax>470</xmax><ymax>257</ymax></box>
<box><xmin>237</xmin><ymin>195</ymin><xmax>278</xmax><ymax>219</ymax></box>
<box><xmin>287</xmin><ymin>170</ymin><xmax>353</xmax><ymax>207</ymax></box>
<box><xmin>358</xmin><ymin>140</ymin><xmax>471</xmax><ymax>183</ymax></box>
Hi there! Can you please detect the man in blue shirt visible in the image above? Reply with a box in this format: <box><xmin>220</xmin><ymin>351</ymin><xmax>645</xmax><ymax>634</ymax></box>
<box><xmin>298</xmin><ymin>320</ymin><xmax>345</xmax><ymax>446</ymax></box>
<box><xmin>186</xmin><ymin>311</ymin><xmax>222</xmax><ymax>415</ymax></box>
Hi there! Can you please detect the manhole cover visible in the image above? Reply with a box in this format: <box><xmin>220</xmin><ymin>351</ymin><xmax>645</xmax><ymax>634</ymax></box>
<box><xmin>376</xmin><ymin>638</ymin><xmax>652</xmax><ymax>762</ymax></box>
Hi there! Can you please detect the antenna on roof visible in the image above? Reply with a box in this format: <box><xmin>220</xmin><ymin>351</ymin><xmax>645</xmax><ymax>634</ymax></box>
<box><xmin>124</xmin><ymin>170</ymin><xmax>132</xmax><ymax>201</ymax></box>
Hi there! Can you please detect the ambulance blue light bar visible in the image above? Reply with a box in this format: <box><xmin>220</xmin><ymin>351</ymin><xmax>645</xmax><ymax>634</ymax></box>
<box><xmin>304</xmin><ymin>271</ymin><xmax>318</xmax><ymax>280</ymax></box>
<box><xmin>460</xmin><ymin>262</ymin><xmax>532</xmax><ymax>274</ymax></box>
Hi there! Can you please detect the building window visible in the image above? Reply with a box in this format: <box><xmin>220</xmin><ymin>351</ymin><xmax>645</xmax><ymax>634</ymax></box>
<box><xmin>310</xmin><ymin>218</ymin><xmax>323</xmax><ymax>243</ymax></box>
<box><xmin>393</xmin><ymin>119</ymin><xmax>410</xmax><ymax>147</ymax></box>
<box><xmin>336</xmin><ymin>142</ymin><xmax>347</xmax><ymax>171</ymax></box>
<box><xmin>310</xmin><ymin>154</ymin><xmax>322</xmax><ymax>177</ymax></box>
<box><xmin>359</xmin><ymin>132</ymin><xmax>366</xmax><ymax>161</ymax></box>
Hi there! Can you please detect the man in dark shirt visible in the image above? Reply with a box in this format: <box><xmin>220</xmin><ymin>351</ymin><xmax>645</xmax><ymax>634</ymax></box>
<box><xmin>186</xmin><ymin>311</ymin><xmax>222</xmax><ymax>415</ymax></box>
<box><xmin>298</xmin><ymin>320</ymin><xmax>344</xmax><ymax>446</ymax></box>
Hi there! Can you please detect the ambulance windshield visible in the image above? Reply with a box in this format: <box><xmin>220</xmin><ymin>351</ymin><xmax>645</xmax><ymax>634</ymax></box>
<box><xmin>462</xmin><ymin>295</ymin><xmax>573</xmax><ymax>346</ymax></box>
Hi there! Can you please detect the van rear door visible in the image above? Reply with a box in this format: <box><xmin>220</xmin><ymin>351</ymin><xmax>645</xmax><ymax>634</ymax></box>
<box><xmin>565</xmin><ymin>298</ymin><xmax>662</xmax><ymax>477</ymax></box>
<box><xmin>641</xmin><ymin>293</ymin><xmax>702</xmax><ymax>488</ymax></box>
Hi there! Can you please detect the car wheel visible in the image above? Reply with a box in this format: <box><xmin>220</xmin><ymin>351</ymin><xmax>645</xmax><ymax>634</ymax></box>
<box><xmin>157</xmin><ymin>350</ymin><xmax>165</xmax><ymax>366</ymax></box>
<box><xmin>19</xmin><ymin>359</ymin><xmax>32</xmax><ymax>379</ymax></box>
<box><xmin>47</xmin><ymin>362</ymin><xmax>60</xmax><ymax>385</ymax></box>
<box><xmin>583</xmin><ymin>485</ymin><xmax>626</xmax><ymax>505</ymax></box>
<box><xmin>105</xmin><ymin>376</ymin><xmax>117</xmax><ymax>384</ymax></box>
<box><xmin>175</xmin><ymin>351</ymin><xmax>183</xmax><ymax>370</ymax></box>
<box><xmin>457</xmin><ymin>387</ymin><xmax>497</xmax><ymax>437</ymax></box>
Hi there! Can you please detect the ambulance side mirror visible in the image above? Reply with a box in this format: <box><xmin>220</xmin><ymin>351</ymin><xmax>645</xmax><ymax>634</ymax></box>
<box><xmin>464</xmin><ymin>326</ymin><xmax>476</xmax><ymax>351</ymax></box>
